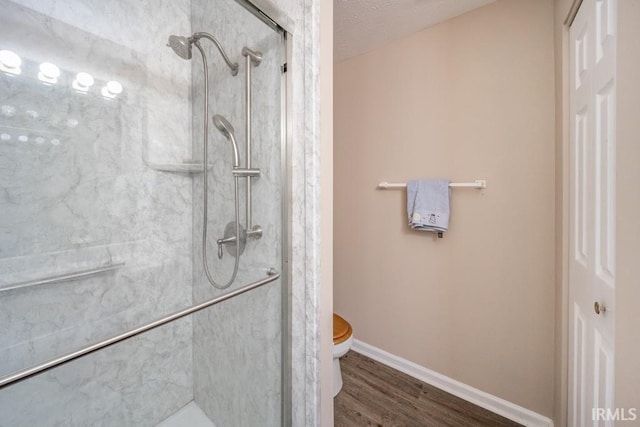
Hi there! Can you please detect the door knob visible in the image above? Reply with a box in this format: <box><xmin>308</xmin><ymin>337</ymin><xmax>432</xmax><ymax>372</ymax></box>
<box><xmin>594</xmin><ymin>301</ymin><xmax>607</xmax><ymax>315</ymax></box>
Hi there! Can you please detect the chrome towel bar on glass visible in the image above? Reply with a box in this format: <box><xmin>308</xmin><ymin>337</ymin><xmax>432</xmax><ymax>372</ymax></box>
<box><xmin>0</xmin><ymin>270</ymin><xmax>280</xmax><ymax>389</ymax></box>
<box><xmin>0</xmin><ymin>262</ymin><xmax>126</xmax><ymax>293</ymax></box>
<box><xmin>377</xmin><ymin>180</ymin><xmax>487</xmax><ymax>189</ymax></box>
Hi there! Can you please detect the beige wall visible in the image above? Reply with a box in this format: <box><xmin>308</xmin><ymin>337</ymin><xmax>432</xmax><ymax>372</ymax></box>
<box><xmin>552</xmin><ymin>0</ymin><xmax>572</xmax><ymax>425</ymax></box>
<box><xmin>334</xmin><ymin>0</ymin><xmax>556</xmax><ymax>417</ymax></box>
<box><xmin>614</xmin><ymin>0</ymin><xmax>640</xmax><ymax>414</ymax></box>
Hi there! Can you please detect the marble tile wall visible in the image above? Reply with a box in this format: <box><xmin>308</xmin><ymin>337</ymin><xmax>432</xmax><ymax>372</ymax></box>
<box><xmin>256</xmin><ymin>1</ymin><xmax>324</xmax><ymax>425</ymax></box>
<box><xmin>279</xmin><ymin>1</ymin><xmax>323</xmax><ymax>424</ymax></box>
<box><xmin>1</xmin><ymin>317</ymin><xmax>193</xmax><ymax>427</ymax></box>
<box><xmin>0</xmin><ymin>0</ymin><xmax>195</xmax><ymax>425</ymax></box>
<box><xmin>189</xmin><ymin>0</ymin><xmax>284</xmax><ymax>425</ymax></box>
<box><xmin>0</xmin><ymin>0</ymin><xmax>324</xmax><ymax>424</ymax></box>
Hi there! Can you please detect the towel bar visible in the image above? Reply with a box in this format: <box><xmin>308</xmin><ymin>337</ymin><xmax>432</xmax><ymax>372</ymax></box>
<box><xmin>377</xmin><ymin>180</ymin><xmax>486</xmax><ymax>189</ymax></box>
<box><xmin>0</xmin><ymin>263</ymin><xmax>126</xmax><ymax>293</ymax></box>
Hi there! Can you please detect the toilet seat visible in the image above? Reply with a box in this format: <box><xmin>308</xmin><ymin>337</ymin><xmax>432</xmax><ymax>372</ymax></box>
<box><xmin>333</xmin><ymin>313</ymin><xmax>354</xmax><ymax>397</ymax></box>
<box><xmin>333</xmin><ymin>313</ymin><xmax>352</xmax><ymax>344</ymax></box>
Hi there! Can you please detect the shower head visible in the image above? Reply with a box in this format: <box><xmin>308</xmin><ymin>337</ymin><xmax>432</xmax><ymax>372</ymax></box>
<box><xmin>212</xmin><ymin>114</ymin><xmax>240</xmax><ymax>168</ymax></box>
<box><xmin>167</xmin><ymin>35</ymin><xmax>192</xmax><ymax>60</ymax></box>
<box><xmin>167</xmin><ymin>32</ymin><xmax>238</xmax><ymax>75</ymax></box>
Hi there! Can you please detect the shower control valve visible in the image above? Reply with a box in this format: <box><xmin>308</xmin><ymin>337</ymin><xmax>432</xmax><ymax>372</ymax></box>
<box><xmin>216</xmin><ymin>221</ymin><xmax>247</xmax><ymax>259</ymax></box>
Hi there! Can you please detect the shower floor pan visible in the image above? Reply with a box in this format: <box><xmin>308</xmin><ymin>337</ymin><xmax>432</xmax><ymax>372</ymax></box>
<box><xmin>157</xmin><ymin>401</ymin><xmax>215</xmax><ymax>427</ymax></box>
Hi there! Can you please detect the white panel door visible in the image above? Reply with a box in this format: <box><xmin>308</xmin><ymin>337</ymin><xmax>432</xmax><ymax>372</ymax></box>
<box><xmin>569</xmin><ymin>0</ymin><xmax>616</xmax><ymax>426</ymax></box>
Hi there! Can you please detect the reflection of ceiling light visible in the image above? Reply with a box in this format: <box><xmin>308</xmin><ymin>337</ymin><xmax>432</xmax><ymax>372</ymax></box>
<box><xmin>38</xmin><ymin>62</ymin><xmax>61</xmax><ymax>84</ymax></box>
<box><xmin>67</xmin><ymin>118</ymin><xmax>78</xmax><ymax>128</ymax></box>
<box><xmin>0</xmin><ymin>133</ymin><xmax>10</xmax><ymax>141</ymax></box>
<box><xmin>0</xmin><ymin>50</ymin><xmax>21</xmax><ymax>75</ymax></box>
<box><xmin>1</xmin><ymin>105</ymin><xmax>16</xmax><ymax>117</ymax></box>
<box><xmin>0</xmin><ymin>50</ymin><xmax>21</xmax><ymax>68</ymax></box>
<box><xmin>26</xmin><ymin>110</ymin><xmax>39</xmax><ymax>119</ymax></box>
<box><xmin>101</xmin><ymin>80</ymin><xmax>123</xmax><ymax>98</ymax></box>
<box><xmin>50</xmin><ymin>138</ymin><xmax>60</xmax><ymax>145</ymax></box>
<box><xmin>18</xmin><ymin>135</ymin><xmax>28</xmax><ymax>142</ymax></box>
<box><xmin>73</xmin><ymin>72</ymin><xmax>94</xmax><ymax>92</ymax></box>
<box><xmin>35</xmin><ymin>136</ymin><xmax>45</xmax><ymax>144</ymax></box>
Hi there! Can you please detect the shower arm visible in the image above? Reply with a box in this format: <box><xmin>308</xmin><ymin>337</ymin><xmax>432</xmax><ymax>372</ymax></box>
<box><xmin>191</xmin><ymin>32</ymin><xmax>239</xmax><ymax>76</ymax></box>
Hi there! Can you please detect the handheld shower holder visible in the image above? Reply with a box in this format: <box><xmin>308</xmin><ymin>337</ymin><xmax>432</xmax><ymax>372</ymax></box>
<box><xmin>232</xmin><ymin>168</ymin><xmax>261</xmax><ymax>177</ymax></box>
<box><xmin>234</xmin><ymin>165</ymin><xmax>262</xmax><ymax>239</ymax></box>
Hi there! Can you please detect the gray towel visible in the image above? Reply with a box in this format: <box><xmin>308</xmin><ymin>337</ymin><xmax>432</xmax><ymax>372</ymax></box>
<box><xmin>407</xmin><ymin>179</ymin><xmax>451</xmax><ymax>234</ymax></box>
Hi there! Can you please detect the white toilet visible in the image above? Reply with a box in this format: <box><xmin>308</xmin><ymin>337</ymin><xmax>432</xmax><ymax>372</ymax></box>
<box><xmin>333</xmin><ymin>313</ymin><xmax>354</xmax><ymax>397</ymax></box>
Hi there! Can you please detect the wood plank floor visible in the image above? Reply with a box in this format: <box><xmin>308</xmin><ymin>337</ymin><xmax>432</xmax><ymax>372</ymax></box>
<box><xmin>335</xmin><ymin>351</ymin><xmax>523</xmax><ymax>427</ymax></box>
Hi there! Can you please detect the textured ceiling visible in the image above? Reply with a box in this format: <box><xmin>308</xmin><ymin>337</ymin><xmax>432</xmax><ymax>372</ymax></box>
<box><xmin>334</xmin><ymin>0</ymin><xmax>495</xmax><ymax>62</ymax></box>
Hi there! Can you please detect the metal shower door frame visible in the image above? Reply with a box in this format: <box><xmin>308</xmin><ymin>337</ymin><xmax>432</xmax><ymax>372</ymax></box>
<box><xmin>230</xmin><ymin>1</ymin><xmax>294</xmax><ymax>424</ymax></box>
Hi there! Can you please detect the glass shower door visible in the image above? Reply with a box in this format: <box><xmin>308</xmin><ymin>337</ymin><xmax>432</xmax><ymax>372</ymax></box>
<box><xmin>190</xmin><ymin>0</ymin><xmax>286</xmax><ymax>425</ymax></box>
<box><xmin>0</xmin><ymin>0</ymin><xmax>288</xmax><ymax>424</ymax></box>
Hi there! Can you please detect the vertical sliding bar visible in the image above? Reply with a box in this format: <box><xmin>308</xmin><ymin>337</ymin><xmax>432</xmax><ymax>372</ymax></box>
<box><xmin>245</xmin><ymin>51</ymin><xmax>252</xmax><ymax>230</ymax></box>
<box><xmin>242</xmin><ymin>46</ymin><xmax>263</xmax><ymax>238</ymax></box>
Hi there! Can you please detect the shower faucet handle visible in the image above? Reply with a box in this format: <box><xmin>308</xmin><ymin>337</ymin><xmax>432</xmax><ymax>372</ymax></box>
<box><xmin>216</xmin><ymin>222</ymin><xmax>246</xmax><ymax>259</ymax></box>
<box><xmin>216</xmin><ymin>235</ymin><xmax>237</xmax><ymax>259</ymax></box>
<box><xmin>217</xmin><ymin>240</ymin><xmax>224</xmax><ymax>259</ymax></box>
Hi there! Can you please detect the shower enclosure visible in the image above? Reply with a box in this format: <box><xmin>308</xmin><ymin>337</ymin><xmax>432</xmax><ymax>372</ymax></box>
<box><xmin>0</xmin><ymin>0</ymin><xmax>289</xmax><ymax>425</ymax></box>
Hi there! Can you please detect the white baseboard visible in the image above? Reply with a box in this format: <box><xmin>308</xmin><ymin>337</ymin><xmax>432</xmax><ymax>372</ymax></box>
<box><xmin>351</xmin><ymin>340</ymin><xmax>554</xmax><ymax>427</ymax></box>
